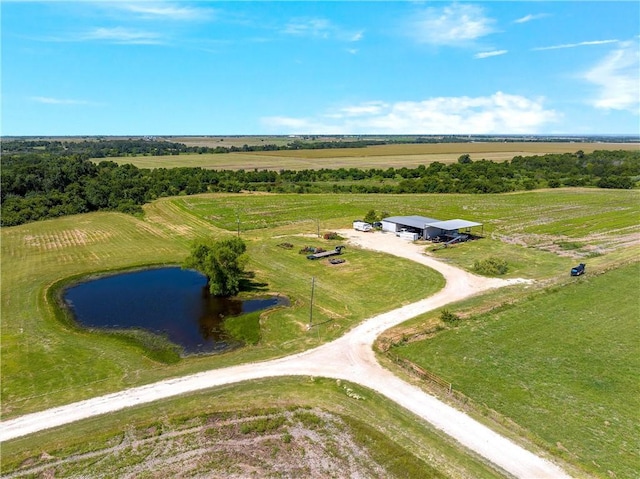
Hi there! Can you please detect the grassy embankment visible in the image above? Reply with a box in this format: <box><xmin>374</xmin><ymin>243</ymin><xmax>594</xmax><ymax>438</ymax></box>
<box><xmin>2</xmin><ymin>189</ymin><xmax>637</xmax><ymax>478</ymax></box>
<box><xmin>1</xmin><ymin>378</ymin><xmax>505</xmax><ymax>479</ymax></box>
<box><xmin>93</xmin><ymin>141</ymin><xmax>640</xmax><ymax>170</ymax></box>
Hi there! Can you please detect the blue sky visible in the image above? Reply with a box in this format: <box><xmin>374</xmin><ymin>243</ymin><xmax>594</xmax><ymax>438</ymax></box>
<box><xmin>2</xmin><ymin>1</ymin><xmax>639</xmax><ymax>136</ymax></box>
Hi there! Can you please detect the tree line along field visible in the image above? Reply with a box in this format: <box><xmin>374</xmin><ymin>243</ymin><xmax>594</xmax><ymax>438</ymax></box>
<box><xmin>2</xmin><ymin>141</ymin><xmax>639</xmax><ymax>227</ymax></box>
<box><xmin>92</xmin><ymin>141</ymin><xmax>640</xmax><ymax>170</ymax></box>
<box><xmin>2</xmin><ymin>188</ymin><xmax>638</xmax><ymax>478</ymax></box>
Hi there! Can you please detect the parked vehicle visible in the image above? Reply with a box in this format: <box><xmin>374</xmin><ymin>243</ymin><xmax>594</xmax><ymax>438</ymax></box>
<box><xmin>353</xmin><ymin>220</ymin><xmax>372</xmax><ymax>232</ymax></box>
<box><xmin>307</xmin><ymin>245</ymin><xmax>345</xmax><ymax>260</ymax></box>
<box><xmin>570</xmin><ymin>263</ymin><xmax>586</xmax><ymax>276</ymax></box>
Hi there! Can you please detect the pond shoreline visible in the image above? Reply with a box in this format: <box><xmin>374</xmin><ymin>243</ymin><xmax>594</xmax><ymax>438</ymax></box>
<box><xmin>52</xmin><ymin>265</ymin><xmax>288</xmax><ymax>362</ymax></box>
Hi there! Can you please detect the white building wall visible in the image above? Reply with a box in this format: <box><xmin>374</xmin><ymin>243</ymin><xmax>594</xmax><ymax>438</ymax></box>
<box><xmin>381</xmin><ymin>220</ymin><xmax>398</xmax><ymax>233</ymax></box>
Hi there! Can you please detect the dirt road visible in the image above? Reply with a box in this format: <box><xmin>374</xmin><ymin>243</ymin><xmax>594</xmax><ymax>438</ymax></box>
<box><xmin>0</xmin><ymin>231</ymin><xmax>571</xmax><ymax>478</ymax></box>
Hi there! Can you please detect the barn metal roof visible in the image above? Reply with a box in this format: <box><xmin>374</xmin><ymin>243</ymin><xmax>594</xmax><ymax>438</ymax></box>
<box><xmin>382</xmin><ymin>216</ymin><xmax>441</xmax><ymax>229</ymax></box>
<box><xmin>426</xmin><ymin>219</ymin><xmax>482</xmax><ymax>231</ymax></box>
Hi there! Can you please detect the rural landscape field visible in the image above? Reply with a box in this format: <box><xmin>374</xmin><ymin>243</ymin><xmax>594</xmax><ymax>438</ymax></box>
<box><xmin>86</xmin><ymin>138</ymin><xmax>640</xmax><ymax>171</ymax></box>
<box><xmin>4</xmin><ymin>0</ymin><xmax>640</xmax><ymax>477</ymax></box>
<box><xmin>1</xmin><ymin>135</ymin><xmax>639</xmax><ymax>478</ymax></box>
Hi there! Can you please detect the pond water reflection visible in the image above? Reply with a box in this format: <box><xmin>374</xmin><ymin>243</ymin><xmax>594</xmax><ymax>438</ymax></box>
<box><xmin>63</xmin><ymin>267</ymin><xmax>286</xmax><ymax>354</ymax></box>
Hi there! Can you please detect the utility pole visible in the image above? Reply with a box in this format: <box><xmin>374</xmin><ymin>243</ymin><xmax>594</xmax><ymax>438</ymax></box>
<box><xmin>309</xmin><ymin>276</ymin><xmax>315</xmax><ymax>329</ymax></box>
<box><xmin>317</xmin><ymin>219</ymin><xmax>320</xmax><ymax>238</ymax></box>
<box><xmin>236</xmin><ymin>212</ymin><xmax>240</xmax><ymax>237</ymax></box>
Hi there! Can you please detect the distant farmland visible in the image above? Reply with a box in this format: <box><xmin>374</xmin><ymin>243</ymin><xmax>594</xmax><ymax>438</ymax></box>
<box><xmin>93</xmin><ymin>142</ymin><xmax>640</xmax><ymax>171</ymax></box>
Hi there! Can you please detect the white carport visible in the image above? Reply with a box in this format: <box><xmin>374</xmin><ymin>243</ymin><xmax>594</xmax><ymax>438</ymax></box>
<box><xmin>426</xmin><ymin>219</ymin><xmax>483</xmax><ymax>237</ymax></box>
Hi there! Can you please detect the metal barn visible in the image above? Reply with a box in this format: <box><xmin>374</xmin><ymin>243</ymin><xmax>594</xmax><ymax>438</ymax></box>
<box><xmin>381</xmin><ymin>216</ymin><xmax>483</xmax><ymax>240</ymax></box>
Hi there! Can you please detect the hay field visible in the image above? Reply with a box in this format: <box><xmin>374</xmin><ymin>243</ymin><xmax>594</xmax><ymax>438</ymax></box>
<box><xmin>169</xmin><ymin>135</ymin><xmax>296</xmax><ymax>149</ymax></box>
<box><xmin>94</xmin><ymin>141</ymin><xmax>640</xmax><ymax>170</ymax></box>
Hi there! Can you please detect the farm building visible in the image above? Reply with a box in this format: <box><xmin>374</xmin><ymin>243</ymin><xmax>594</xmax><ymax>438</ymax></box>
<box><xmin>381</xmin><ymin>216</ymin><xmax>483</xmax><ymax>241</ymax></box>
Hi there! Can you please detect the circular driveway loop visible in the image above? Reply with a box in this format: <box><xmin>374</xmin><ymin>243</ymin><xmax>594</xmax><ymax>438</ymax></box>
<box><xmin>1</xmin><ymin>230</ymin><xmax>572</xmax><ymax>479</ymax></box>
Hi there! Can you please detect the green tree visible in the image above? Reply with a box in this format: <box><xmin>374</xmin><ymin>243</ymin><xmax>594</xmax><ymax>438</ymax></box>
<box><xmin>364</xmin><ymin>209</ymin><xmax>378</xmax><ymax>224</ymax></box>
<box><xmin>184</xmin><ymin>237</ymin><xmax>248</xmax><ymax>296</ymax></box>
<box><xmin>458</xmin><ymin>154</ymin><xmax>472</xmax><ymax>164</ymax></box>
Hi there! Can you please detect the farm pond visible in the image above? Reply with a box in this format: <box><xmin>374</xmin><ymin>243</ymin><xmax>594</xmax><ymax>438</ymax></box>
<box><xmin>63</xmin><ymin>267</ymin><xmax>287</xmax><ymax>354</ymax></box>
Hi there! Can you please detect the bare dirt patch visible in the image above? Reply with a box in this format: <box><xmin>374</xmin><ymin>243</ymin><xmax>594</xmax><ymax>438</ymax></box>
<box><xmin>3</xmin><ymin>408</ymin><xmax>388</xmax><ymax>479</ymax></box>
<box><xmin>495</xmin><ymin>230</ymin><xmax>640</xmax><ymax>258</ymax></box>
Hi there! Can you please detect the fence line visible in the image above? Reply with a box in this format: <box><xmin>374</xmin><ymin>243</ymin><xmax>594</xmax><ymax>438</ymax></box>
<box><xmin>387</xmin><ymin>352</ymin><xmax>452</xmax><ymax>394</ymax></box>
<box><xmin>376</xmin><ymin>327</ymin><xmax>440</xmax><ymax>353</ymax></box>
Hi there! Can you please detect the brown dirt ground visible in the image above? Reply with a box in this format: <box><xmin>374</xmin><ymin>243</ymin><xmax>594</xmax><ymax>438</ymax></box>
<box><xmin>5</xmin><ymin>408</ymin><xmax>389</xmax><ymax>479</ymax></box>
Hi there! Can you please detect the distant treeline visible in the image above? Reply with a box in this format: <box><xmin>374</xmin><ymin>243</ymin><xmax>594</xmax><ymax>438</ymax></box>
<box><xmin>1</xmin><ymin>143</ymin><xmax>638</xmax><ymax>227</ymax></box>
<box><xmin>3</xmin><ymin>134</ymin><xmax>637</xmax><ymax>158</ymax></box>
<box><xmin>0</xmin><ymin>138</ymin><xmax>388</xmax><ymax>157</ymax></box>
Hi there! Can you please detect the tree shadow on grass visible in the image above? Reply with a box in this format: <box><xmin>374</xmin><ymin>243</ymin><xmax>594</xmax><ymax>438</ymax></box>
<box><xmin>240</xmin><ymin>271</ymin><xmax>269</xmax><ymax>293</ymax></box>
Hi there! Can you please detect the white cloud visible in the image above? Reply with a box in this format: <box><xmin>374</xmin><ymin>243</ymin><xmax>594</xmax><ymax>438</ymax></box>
<box><xmin>533</xmin><ymin>39</ymin><xmax>618</xmax><ymax>51</ymax></box>
<box><xmin>583</xmin><ymin>40</ymin><xmax>640</xmax><ymax>112</ymax></box>
<box><xmin>283</xmin><ymin>18</ymin><xmax>332</xmax><ymax>38</ymax></box>
<box><xmin>326</xmin><ymin>102</ymin><xmax>389</xmax><ymax>118</ymax></box>
<box><xmin>262</xmin><ymin>92</ymin><xmax>559</xmax><ymax>134</ymax></box>
<box><xmin>79</xmin><ymin>27</ymin><xmax>163</xmax><ymax>44</ymax></box>
<box><xmin>474</xmin><ymin>50</ymin><xmax>508</xmax><ymax>59</ymax></box>
<box><xmin>31</xmin><ymin>96</ymin><xmax>93</xmax><ymax>105</ymax></box>
<box><xmin>282</xmin><ymin>17</ymin><xmax>363</xmax><ymax>42</ymax></box>
<box><xmin>118</xmin><ymin>2</ymin><xmax>213</xmax><ymax>21</ymax></box>
<box><xmin>350</xmin><ymin>31</ymin><xmax>364</xmax><ymax>42</ymax></box>
<box><xmin>409</xmin><ymin>3</ymin><xmax>495</xmax><ymax>46</ymax></box>
<box><xmin>514</xmin><ymin>13</ymin><xmax>549</xmax><ymax>24</ymax></box>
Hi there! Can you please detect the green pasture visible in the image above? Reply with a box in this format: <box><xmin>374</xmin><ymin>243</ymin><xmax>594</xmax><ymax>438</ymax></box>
<box><xmin>392</xmin><ymin>262</ymin><xmax>640</xmax><ymax>478</ymax></box>
<box><xmin>92</xmin><ymin>142</ymin><xmax>639</xmax><ymax>170</ymax></box>
<box><xmin>1</xmin><ymin>377</ymin><xmax>505</xmax><ymax>479</ymax></box>
<box><xmin>176</xmin><ymin>189</ymin><xmax>639</xmax><ymax>277</ymax></box>
<box><xmin>1</xmin><ymin>189</ymin><xmax>638</xmax><ymax>477</ymax></box>
<box><xmin>2</xmin><ymin>190</ymin><xmax>637</xmax><ymax>417</ymax></box>
<box><xmin>1</xmin><ymin>196</ymin><xmax>444</xmax><ymax>417</ymax></box>
<box><xmin>175</xmin><ymin>189</ymin><xmax>638</xmax><ymax>235</ymax></box>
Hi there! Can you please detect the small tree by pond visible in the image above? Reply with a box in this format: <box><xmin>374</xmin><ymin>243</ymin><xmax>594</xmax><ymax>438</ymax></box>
<box><xmin>184</xmin><ymin>237</ymin><xmax>248</xmax><ymax>296</ymax></box>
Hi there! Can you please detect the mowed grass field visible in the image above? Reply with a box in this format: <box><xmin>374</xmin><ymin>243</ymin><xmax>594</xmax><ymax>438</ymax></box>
<box><xmin>93</xmin><ymin>141</ymin><xmax>640</xmax><ymax>170</ymax></box>
<box><xmin>176</xmin><ymin>189</ymin><xmax>639</xmax><ymax>277</ymax></box>
<box><xmin>2</xmin><ymin>189</ymin><xmax>638</xmax><ymax>478</ymax></box>
<box><xmin>391</xmin><ymin>262</ymin><xmax>640</xmax><ymax>479</ymax></box>
<box><xmin>2</xmin><ymin>195</ymin><xmax>447</xmax><ymax>418</ymax></box>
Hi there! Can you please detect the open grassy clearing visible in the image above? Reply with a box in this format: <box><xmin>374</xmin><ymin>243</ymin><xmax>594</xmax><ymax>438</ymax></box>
<box><xmin>92</xmin><ymin>142</ymin><xmax>639</xmax><ymax>170</ymax></box>
<box><xmin>1</xmin><ymin>189</ymin><xmax>637</xmax><ymax>477</ymax></box>
<box><xmin>388</xmin><ymin>262</ymin><xmax>640</xmax><ymax>479</ymax></box>
<box><xmin>1</xmin><ymin>191</ymin><xmax>633</xmax><ymax>417</ymax></box>
<box><xmin>2</xmin><ymin>190</ymin><xmax>636</xmax><ymax>416</ymax></box>
<box><xmin>0</xmin><ymin>378</ymin><xmax>507</xmax><ymax>479</ymax></box>
<box><xmin>1</xmin><ymin>196</ymin><xmax>443</xmax><ymax>418</ymax></box>
<box><xmin>176</xmin><ymin>189</ymin><xmax>639</xmax><ymax>278</ymax></box>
